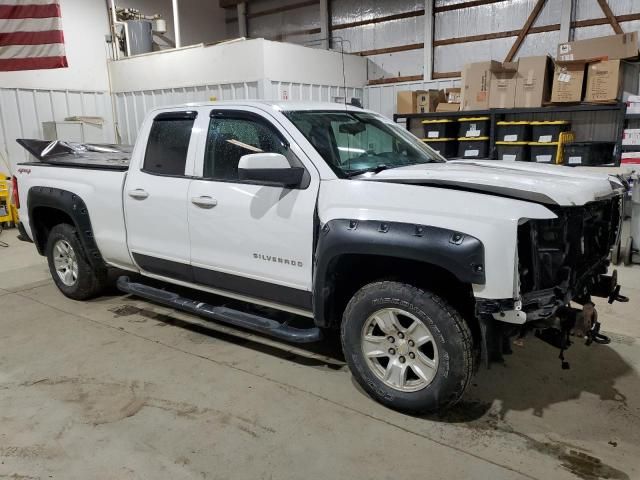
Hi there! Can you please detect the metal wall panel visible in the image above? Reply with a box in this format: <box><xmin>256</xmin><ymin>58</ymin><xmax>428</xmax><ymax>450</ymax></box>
<box><xmin>435</xmin><ymin>0</ymin><xmax>561</xmax><ymax>40</ymax></box>
<box><xmin>249</xmin><ymin>1</ymin><xmax>320</xmax><ymax>47</ymax></box>
<box><xmin>0</xmin><ymin>88</ymin><xmax>114</xmax><ymax>172</ymax></box>
<box><xmin>575</xmin><ymin>0</ymin><xmax>638</xmax><ymax>21</ymax></box>
<box><xmin>363</xmin><ymin>78</ymin><xmax>460</xmax><ymax>121</ymax></box>
<box><xmin>332</xmin><ymin>0</ymin><xmax>423</xmax><ymax>24</ymax></box>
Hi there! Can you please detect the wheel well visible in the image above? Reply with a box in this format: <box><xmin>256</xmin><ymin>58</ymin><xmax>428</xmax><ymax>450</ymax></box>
<box><xmin>322</xmin><ymin>254</ymin><xmax>479</xmax><ymax>342</ymax></box>
<box><xmin>30</xmin><ymin>206</ymin><xmax>75</xmax><ymax>254</ymax></box>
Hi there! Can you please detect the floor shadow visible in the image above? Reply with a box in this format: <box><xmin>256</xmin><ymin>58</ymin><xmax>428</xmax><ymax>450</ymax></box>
<box><xmin>426</xmin><ymin>333</ymin><xmax>635</xmax><ymax>424</ymax></box>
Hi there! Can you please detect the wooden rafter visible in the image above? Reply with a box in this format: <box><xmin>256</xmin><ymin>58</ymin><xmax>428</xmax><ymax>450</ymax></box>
<box><xmin>504</xmin><ymin>0</ymin><xmax>546</xmax><ymax>62</ymax></box>
<box><xmin>596</xmin><ymin>0</ymin><xmax>623</xmax><ymax>34</ymax></box>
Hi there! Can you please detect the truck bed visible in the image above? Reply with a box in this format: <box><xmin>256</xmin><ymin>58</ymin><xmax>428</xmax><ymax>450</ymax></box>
<box><xmin>17</xmin><ymin>139</ymin><xmax>131</xmax><ymax>171</ymax></box>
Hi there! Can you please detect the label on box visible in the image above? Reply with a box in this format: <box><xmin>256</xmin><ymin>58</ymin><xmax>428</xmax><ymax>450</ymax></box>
<box><xmin>558</xmin><ymin>73</ymin><xmax>572</xmax><ymax>83</ymax></box>
<box><xmin>559</xmin><ymin>54</ymin><xmax>574</xmax><ymax>61</ymax></box>
<box><xmin>559</xmin><ymin>44</ymin><xmax>571</xmax><ymax>54</ymax></box>
<box><xmin>538</xmin><ymin>135</ymin><xmax>553</xmax><ymax>142</ymax></box>
<box><xmin>504</xmin><ymin>134</ymin><xmax>518</xmax><ymax>142</ymax></box>
<box><xmin>568</xmin><ymin>156</ymin><xmax>582</xmax><ymax>165</ymax></box>
<box><xmin>502</xmin><ymin>154</ymin><xmax>517</xmax><ymax>161</ymax></box>
<box><xmin>427</xmin><ymin>131</ymin><xmax>439</xmax><ymax>138</ymax></box>
<box><xmin>465</xmin><ymin>129</ymin><xmax>481</xmax><ymax>138</ymax></box>
<box><xmin>464</xmin><ymin>149</ymin><xmax>480</xmax><ymax>157</ymax></box>
<box><xmin>536</xmin><ymin>155</ymin><xmax>552</xmax><ymax>163</ymax></box>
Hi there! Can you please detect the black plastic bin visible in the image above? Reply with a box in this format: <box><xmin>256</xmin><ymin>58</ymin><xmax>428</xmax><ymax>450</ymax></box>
<box><xmin>422</xmin><ymin>138</ymin><xmax>458</xmax><ymax>158</ymax></box>
<box><xmin>529</xmin><ymin>142</ymin><xmax>559</xmax><ymax>164</ymax></box>
<box><xmin>496</xmin><ymin>142</ymin><xmax>529</xmax><ymax>162</ymax></box>
<box><xmin>421</xmin><ymin>119</ymin><xmax>457</xmax><ymax>140</ymax></box>
<box><xmin>562</xmin><ymin>142</ymin><xmax>616</xmax><ymax>166</ymax></box>
<box><xmin>496</xmin><ymin>121</ymin><xmax>531</xmax><ymax>142</ymax></box>
<box><xmin>530</xmin><ymin>121</ymin><xmax>570</xmax><ymax>143</ymax></box>
<box><xmin>458</xmin><ymin>117</ymin><xmax>490</xmax><ymax>139</ymax></box>
<box><xmin>457</xmin><ymin>137</ymin><xmax>489</xmax><ymax>159</ymax></box>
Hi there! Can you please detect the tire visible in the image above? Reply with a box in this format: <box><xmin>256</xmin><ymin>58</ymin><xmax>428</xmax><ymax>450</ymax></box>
<box><xmin>45</xmin><ymin>223</ymin><xmax>107</xmax><ymax>300</ymax></box>
<box><xmin>341</xmin><ymin>281</ymin><xmax>474</xmax><ymax>414</ymax></box>
<box><xmin>623</xmin><ymin>237</ymin><xmax>633</xmax><ymax>266</ymax></box>
<box><xmin>611</xmin><ymin>240</ymin><xmax>620</xmax><ymax>265</ymax></box>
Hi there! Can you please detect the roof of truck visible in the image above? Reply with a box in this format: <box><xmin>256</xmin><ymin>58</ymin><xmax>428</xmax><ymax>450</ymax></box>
<box><xmin>151</xmin><ymin>100</ymin><xmax>368</xmax><ymax>113</ymax></box>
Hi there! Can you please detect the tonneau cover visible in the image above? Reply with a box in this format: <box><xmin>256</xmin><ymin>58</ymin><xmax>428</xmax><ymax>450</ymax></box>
<box><xmin>17</xmin><ymin>139</ymin><xmax>131</xmax><ymax>171</ymax></box>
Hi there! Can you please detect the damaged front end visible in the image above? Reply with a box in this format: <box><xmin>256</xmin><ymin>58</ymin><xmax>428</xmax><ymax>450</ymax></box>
<box><xmin>478</xmin><ymin>194</ymin><xmax>628</xmax><ymax>367</ymax></box>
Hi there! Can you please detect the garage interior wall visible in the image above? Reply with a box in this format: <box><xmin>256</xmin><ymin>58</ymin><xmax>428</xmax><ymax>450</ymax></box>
<box><xmin>0</xmin><ymin>0</ymin><xmax>114</xmax><ymax>173</ymax></box>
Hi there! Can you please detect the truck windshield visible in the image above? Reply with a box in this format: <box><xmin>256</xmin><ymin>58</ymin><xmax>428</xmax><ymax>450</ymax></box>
<box><xmin>284</xmin><ymin>110</ymin><xmax>444</xmax><ymax>178</ymax></box>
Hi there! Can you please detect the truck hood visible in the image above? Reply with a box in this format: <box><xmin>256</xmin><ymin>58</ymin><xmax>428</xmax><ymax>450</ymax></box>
<box><xmin>356</xmin><ymin>160</ymin><xmax>623</xmax><ymax>206</ymax></box>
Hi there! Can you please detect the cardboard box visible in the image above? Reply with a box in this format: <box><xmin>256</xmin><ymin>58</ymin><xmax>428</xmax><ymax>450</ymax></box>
<box><xmin>515</xmin><ymin>56</ymin><xmax>553</xmax><ymax>108</ymax></box>
<box><xmin>461</xmin><ymin>61</ymin><xmax>498</xmax><ymax>110</ymax></box>
<box><xmin>551</xmin><ymin>60</ymin><xmax>587</xmax><ymax>103</ymax></box>
<box><xmin>436</xmin><ymin>102</ymin><xmax>460</xmax><ymax>112</ymax></box>
<box><xmin>585</xmin><ymin>60</ymin><xmax>640</xmax><ymax>103</ymax></box>
<box><xmin>396</xmin><ymin>90</ymin><xmax>445</xmax><ymax>114</ymax></box>
<box><xmin>558</xmin><ymin>32</ymin><xmax>639</xmax><ymax>62</ymax></box>
<box><xmin>397</xmin><ymin>90</ymin><xmax>421</xmax><ymax>115</ymax></box>
<box><xmin>489</xmin><ymin>61</ymin><xmax>518</xmax><ymax>109</ymax></box>
<box><xmin>445</xmin><ymin>87</ymin><xmax>461</xmax><ymax>104</ymax></box>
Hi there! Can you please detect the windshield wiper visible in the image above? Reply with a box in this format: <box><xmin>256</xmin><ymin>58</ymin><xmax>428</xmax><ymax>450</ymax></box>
<box><xmin>344</xmin><ymin>164</ymin><xmax>390</xmax><ymax>178</ymax></box>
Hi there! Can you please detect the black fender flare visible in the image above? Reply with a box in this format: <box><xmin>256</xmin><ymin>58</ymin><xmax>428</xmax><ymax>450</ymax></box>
<box><xmin>312</xmin><ymin>219</ymin><xmax>485</xmax><ymax>327</ymax></box>
<box><xmin>27</xmin><ymin>186</ymin><xmax>105</xmax><ymax>268</ymax></box>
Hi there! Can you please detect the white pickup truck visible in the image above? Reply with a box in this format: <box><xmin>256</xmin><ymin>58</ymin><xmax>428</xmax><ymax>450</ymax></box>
<box><xmin>14</xmin><ymin>101</ymin><xmax>627</xmax><ymax>413</ymax></box>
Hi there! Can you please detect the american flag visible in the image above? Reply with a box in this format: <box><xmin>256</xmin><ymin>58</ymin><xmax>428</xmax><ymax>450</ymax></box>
<box><xmin>0</xmin><ymin>0</ymin><xmax>68</xmax><ymax>71</ymax></box>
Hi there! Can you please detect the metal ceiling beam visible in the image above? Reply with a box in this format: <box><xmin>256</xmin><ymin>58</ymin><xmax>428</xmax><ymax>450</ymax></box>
<box><xmin>504</xmin><ymin>0</ymin><xmax>546</xmax><ymax>62</ymax></box>
<box><xmin>237</xmin><ymin>2</ymin><xmax>247</xmax><ymax>37</ymax></box>
<box><xmin>596</xmin><ymin>0</ymin><xmax>624</xmax><ymax>34</ymax></box>
<box><xmin>423</xmin><ymin>0</ymin><xmax>434</xmax><ymax>81</ymax></box>
<box><xmin>319</xmin><ymin>0</ymin><xmax>329</xmax><ymax>49</ymax></box>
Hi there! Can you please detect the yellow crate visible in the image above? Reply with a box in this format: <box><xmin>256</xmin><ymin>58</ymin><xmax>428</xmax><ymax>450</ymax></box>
<box><xmin>0</xmin><ymin>174</ymin><xmax>14</xmax><ymax>224</ymax></box>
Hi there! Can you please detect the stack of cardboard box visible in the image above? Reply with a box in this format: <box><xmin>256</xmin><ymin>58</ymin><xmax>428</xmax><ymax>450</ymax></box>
<box><xmin>395</xmin><ymin>32</ymin><xmax>639</xmax><ymax>115</ymax></box>
<box><xmin>552</xmin><ymin>32</ymin><xmax>639</xmax><ymax>104</ymax></box>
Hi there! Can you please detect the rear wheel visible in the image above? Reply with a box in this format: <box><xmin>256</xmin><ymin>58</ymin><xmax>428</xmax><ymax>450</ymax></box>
<box><xmin>46</xmin><ymin>223</ymin><xmax>107</xmax><ymax>300</ymax></box>
<box><xmin>341</xmin><ymin>281</ymin><xmax>474</xmax><ymax>414</ymax></box>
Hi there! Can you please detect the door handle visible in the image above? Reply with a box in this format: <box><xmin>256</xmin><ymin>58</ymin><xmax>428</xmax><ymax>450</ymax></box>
<box><xmin>191</xmin><ymin>195</ymin><xmax>218</xmax><ymax>209</ymax></box>
<box><xmin>128</xmin><ymin>189</ymin><xmax>149</xmax><ymax>200</ymax></box>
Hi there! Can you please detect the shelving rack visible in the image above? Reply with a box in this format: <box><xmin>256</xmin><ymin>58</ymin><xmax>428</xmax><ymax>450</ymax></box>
<box><xmin>394</xmin><ymin>102</ymin><xmax>628</xmax><ymax>166</ymax></box>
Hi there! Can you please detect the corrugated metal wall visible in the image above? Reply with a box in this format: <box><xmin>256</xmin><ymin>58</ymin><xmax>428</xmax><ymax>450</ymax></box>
<box><xmin>113</xmin><ymin>81</ymin><xmax>363</xmax><ymax>145</ymax></box>
<box><xmin>0</xmin><ymin>88</ymin><xmax>114</xmax><ymax>172</ymax></box>
<box><xmin>332</xmin><ymin>0</ymin><xmax>425</xmax><ymax>81</ymax></box>
<box><xmin>434</xmin><ymin>0</ymin><xmax>562</xmax><ymax>74</ymax></box>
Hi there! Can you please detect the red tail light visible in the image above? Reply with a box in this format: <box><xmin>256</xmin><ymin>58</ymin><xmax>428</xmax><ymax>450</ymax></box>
<box><xmin>11</xmin><ymin>176</ymin><xmax>19</xmax><ymax>209</ymax></box>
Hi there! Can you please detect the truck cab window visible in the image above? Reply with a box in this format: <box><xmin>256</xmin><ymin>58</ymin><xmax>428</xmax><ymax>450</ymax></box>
<box><xmin>143</xmin><ymin>115</ymin><xmax>195</xmax><ymax>176</ymax></box>
<box><xmin>203</xmin><ymin>115</ymin><xmax>290</xmax><ymax>181</ymax></box>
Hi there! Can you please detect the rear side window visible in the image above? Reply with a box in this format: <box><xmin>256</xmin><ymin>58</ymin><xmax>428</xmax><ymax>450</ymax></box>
<box><xmin>143</xmin><ymin>112</ymin><xmax>196</xmax><ymax>176</ymax></box>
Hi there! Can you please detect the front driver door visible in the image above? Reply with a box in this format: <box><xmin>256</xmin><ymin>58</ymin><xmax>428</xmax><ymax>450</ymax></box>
<box><xmin>187</xmin><ymin>108</ymin><xmax>320</xmax><ymax>314</ymax></box>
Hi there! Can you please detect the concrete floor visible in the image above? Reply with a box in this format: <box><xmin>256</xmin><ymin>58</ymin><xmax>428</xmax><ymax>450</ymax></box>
<box><xmin>0</xmin><ymin>227</ymin><xmax>639</xmax><ymax>480</ymax></box>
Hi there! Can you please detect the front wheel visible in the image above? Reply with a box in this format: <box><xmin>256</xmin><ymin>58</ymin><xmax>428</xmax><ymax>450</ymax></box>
<box><xmin>46</xmin><ymin>223</ymin><xmax>107</xmax><ymax>300</ymax></box>
<box><xmin>341</xmin><ymin>281</ymin><xmax>474</xmax><ymax>414</ymax></box>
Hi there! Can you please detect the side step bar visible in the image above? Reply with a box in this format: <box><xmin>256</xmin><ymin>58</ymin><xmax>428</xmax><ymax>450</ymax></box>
<box><xmin>117</xmin><ymin>276</ymin><xmax>322</xmax><ymax>343</ymax></box>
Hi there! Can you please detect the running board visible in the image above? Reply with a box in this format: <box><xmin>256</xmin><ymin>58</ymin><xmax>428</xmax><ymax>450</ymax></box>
<box><xmin>117</xmin><ymin>276</ymin><xmax>322</xmax><ymax>343</ymax></box>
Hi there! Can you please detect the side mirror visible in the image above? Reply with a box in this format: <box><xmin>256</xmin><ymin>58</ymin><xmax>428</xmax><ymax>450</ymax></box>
<box><xmin>238</xmin><ymin>153</ymin><xmax>304</xmax><ymax>188</ymax></box>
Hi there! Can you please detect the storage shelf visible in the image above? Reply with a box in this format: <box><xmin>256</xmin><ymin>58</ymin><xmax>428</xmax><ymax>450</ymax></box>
<box><xmin>393</xmin><ymin>102</ymin><xmax>625</xmax><ymax>122</ymax></box>
<box><xmin>394</xmin><ymin>102</ymin><xmax>627</xmax><ymax>166</ymax></box>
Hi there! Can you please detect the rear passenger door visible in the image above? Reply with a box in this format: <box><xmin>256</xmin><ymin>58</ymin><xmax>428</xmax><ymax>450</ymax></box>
<box><xmin>124</xmin><ymin>110</ymin><xmax>198</xmax><ymax>279</ymax></box>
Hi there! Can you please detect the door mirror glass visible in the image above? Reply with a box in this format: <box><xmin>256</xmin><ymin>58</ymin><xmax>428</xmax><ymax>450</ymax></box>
<box><xmin>238</xmin><ymin>153</ymin><xmax>304</xmax><ymax>188</ymax></box>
